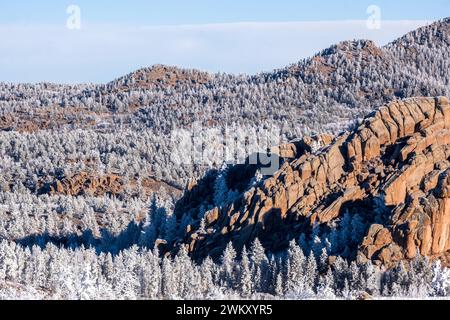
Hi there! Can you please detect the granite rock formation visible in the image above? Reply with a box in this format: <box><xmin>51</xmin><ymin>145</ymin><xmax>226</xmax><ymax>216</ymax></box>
<box><xmin>173</xmin><ymin>97</ymin><xmax>450</xmax><ymax>266</ymax></box>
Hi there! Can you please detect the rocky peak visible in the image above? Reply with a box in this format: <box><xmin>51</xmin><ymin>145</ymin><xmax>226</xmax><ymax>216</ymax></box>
<box><xmin>321</xmin><ymin>39</ymin><xmax>384</xmax><ymax>58</ymax></box>
<box><xmin>109</xmin><ymin>65</ymin><xmax>212</xmax><ymax>91</ymax></box>
<box><xmin>172</xmin><ymin>97</ymin><xmax>450</xmax><ymax>267</ymax></box>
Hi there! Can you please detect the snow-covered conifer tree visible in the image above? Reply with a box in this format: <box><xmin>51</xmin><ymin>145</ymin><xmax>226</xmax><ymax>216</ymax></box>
<box><xmin>221</xmin><ymin>242</ymin><xmax>237</xmax><ymax>289</ymax></box>
<box><xmin>238</xmin><ymin>247</ymin><xmax>253</xmax><ymax>297</ymax></box>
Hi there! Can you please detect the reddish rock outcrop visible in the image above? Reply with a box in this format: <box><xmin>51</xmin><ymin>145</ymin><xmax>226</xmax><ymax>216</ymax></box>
<box><xmin>110</xmin><ymin>65</ymin><xmax>212</xmax><ymax>92</ymax></box>
<box><xmin>0</xmin><ymin>108</ymin><xmax>98</xmax><ymax>133</ymax></box>
<box><xmin>42</xmin><ymin>172</ymin><xmax>182</xmax><ymax>198</ymax></box>
<box><xmin>174</xmin><ymin>97</ymin><xmax>450</xmax><ymax>265</ymax></box>
<box><xmin>48</xmin><ymin>172</ymin><xmax>124</xmax><ymax>197</ymax></box>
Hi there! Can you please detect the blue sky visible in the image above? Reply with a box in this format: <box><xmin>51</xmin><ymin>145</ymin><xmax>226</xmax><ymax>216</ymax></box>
<box><xmin>0</xmin><ymin>1</ymin><xmax>448</xmax><ymax>83</ymax></box>
<box><xmin>1</xmin><ymin>0</ymin><xmax>448</xmax><ymax>24</ymax></box>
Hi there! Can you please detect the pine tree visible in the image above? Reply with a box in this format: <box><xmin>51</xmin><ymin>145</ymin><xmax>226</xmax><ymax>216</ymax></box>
<box><xmin>239</xmin><ymin>247</ymin><xmax>253</xmax><ymax>297</ymax></box>
<box><xmin>56</xmin><ymin>262</ymin><xmax>78</xmax><ymax>300</ymax></box>
<box><xmin>396</xmin><ymin>261</ymin><xmax>411</xmax><ymax>294</ymax></box>
<box><xmin>96</xmin><ymin>275</ymin><xmax>116</xmax><ymax>300</ymax></box>
<box><xmin>140</xmin><ymin>250</ymin><xmax>161</xmax><ymax>299</ymax></box>
<box><xmin>332</xmin><ymin>256</ymin><xmax>349</xmax><ymax>290</ymax></box>
<box><xmin>30</xmin><ymin>245</ymin><xmax>47</xmax><ymax>288</ymax></box>
<box><xmin>390</xmin><ymin>282</ymin><xmax>403</xmax><ymax>298</ymax></box>
<box><xmin>221</xmin><ymin>242</ymin><xmax>237</xmax><ymax>289</ymax></box>
<box><xmin>161</xmin><ymin>256</ymin><xmax>176</xmax><ymax>299</ymax></box>
<box><xmin>275</xmin><ymin>272</ymin><xmax>284</xmax><ymax>297</ymax></box>
<box><xmin>409</xmin><ymin>255</ymin><xmax>433</xmax><ymax>297</ymax></box>
<box><xmin>318</xmin><ymin>248</ymin><xmax>329</xmax><ymax>273</ymax></box>
<box><xmin>361</xmin><ymin>262</ymin><xmax>380</xmax><ymax>296</ymax></box>
<box><xmin>341</xmin><ymin>279</ymin><xmax>352</xmax><ymax>300</ymax></box>
<box><xmin>431</xmin><ymin>260</ymin><xmax>450</xmax><ymax>297</ymax></box>
<box><xmin>200</xmin><ymin>257</ymin><xmax>216</xmax><ymax>296</ymax></box>
<box><xmin>316</xmin><ymin>269</ymin><xmax>336</xmax><ymax>299</ymax></box>
<box><xmin>348</xmin><ymin>261</ymin><xmax>362</xmax><ymax>293</ymax></box>
<box><xmin>112</xmin><ymin>254</ymin><xmax>140</xmax><ymax>300</ymax></box>
<box><xmin>286</xmin><ymin>240</ymin><xmax>306</xmax><ymax>295</ymax></box>
<box><xmin>174</xmin><ymin>246</ymin><xmax>195</xmax><ymax>299</ymax></box>
<box><xmin>0</xmin><ymin>241</ymin><xmax>19</xmax><ymax>282</ymax></box>
<box><xmin>250</xmin><ymin>238</ymin><xmax>269</xmax><ymax>292</ymax></box>
<box><xmin>0</xmin><ymin>242</ymin><xmax>7</xmax><ymax>282</ymax></box>
<box><xmin>78</xmin><ymin>264</ymin><xmax>99</xmax><ymax>300</ymax></box>
<box><xmin>304</xmin><ymin>251</ymin><xmax>317</xmax><ymax>292</ymax></box>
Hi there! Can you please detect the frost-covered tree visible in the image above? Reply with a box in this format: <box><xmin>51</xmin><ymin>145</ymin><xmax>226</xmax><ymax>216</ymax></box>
<box><xmin>221</xmin><ymin>242</ymin><xmax>237</xmax><ymax>289</ymax></box>
<box><xmin>0</xmin><ymin>18</ymin><xmax>448</xmax><ymax>300</ymax></box>
<box><xmin>431</xmin><ymin>260</ymin><xmax>450</xmax><ymax>297</ymax></box>
<box><xmin>238</xmin><ymin>247</ymin><xmax>253</xmax><ymax>297</ymax></box>
<box><xmin>286</xmin><ymin>240</ymin><xmax>306</xmax><ymax>295</ymax></box>
<box><xmin>316</xmin><ymin>270</ymin><xmax>336</xmax><ymax>299</ymax></box>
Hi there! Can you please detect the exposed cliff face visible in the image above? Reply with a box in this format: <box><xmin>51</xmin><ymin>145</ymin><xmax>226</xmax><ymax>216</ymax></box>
<box><xmin>173</xmin><ymin>97</ymin><xmax>450</xmax><ymax>266</ymax></box>
<box><xmin>38</xmin><ymin>172</ymin><xmax>182</xmax><ymax>198</ymax></box>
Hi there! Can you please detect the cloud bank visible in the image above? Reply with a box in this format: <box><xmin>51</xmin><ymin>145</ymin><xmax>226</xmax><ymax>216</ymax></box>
<box><xmin>0</xmin><ymin>20</ymin><xmax>431</xmax><ymax>83</ymax></box>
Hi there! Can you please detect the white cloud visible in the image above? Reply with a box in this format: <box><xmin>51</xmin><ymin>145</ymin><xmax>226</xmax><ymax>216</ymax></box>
<box><xmin>0</xmin><ymin>20</ymin><xmax>432</xmax><ymax>83</ymax></box>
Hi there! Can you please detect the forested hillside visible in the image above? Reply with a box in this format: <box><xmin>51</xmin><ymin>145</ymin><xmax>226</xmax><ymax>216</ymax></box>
<box><xmin>0</xmin><ymin>18</ymin><xmax>449</xmax><ymax>299</ymax></box>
